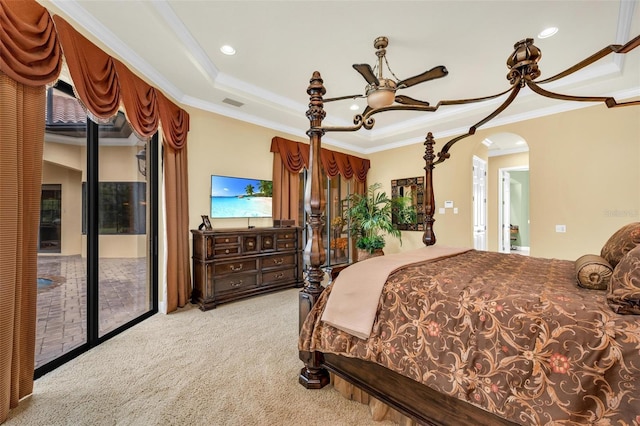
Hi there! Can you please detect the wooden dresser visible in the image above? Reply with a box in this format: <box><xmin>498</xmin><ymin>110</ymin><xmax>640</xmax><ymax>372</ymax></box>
<box><xmin>191</xmin><ymin>227</ymin><xmax>303</xmax><ymax>310</ymax></box>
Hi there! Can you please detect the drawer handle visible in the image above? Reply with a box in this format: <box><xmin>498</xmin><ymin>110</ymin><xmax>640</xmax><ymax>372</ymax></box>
<box><xmin>230</xmin><ymin>264</ymin><xmax>243</xmax><ymax>271</ymax></box>
<box><xmin>273</xmin><ymin>258</ymin><xmax>284</xmax><ymax>265</ymax></box>
<box><xmin>225</xmin><ymin>238</ymin><xmax>229</xmax><ymax>243</ymax></box>
<box><xmin>225</xmin><ymin>249</ymin><xmax>230</xmax><ymax>254</ymax></box>
<box><xmin>230</xmin><ymin>280</ymin><xmax>243</xmax><ymax>287</ymax></box>
<box><xmin>275</xmin><ymin>272</ymin><xmax>284</xmax><ymax>279</ymax></box>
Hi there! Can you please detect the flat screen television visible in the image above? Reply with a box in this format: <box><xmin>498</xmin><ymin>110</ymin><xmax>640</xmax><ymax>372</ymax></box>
<box><xmin>210</xmin><ymin>175</ymin><xmax>273</xmax><ymax>218</ymax></box>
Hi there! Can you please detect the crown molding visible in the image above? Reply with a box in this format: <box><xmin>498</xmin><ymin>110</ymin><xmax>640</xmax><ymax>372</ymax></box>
<box><xmin>46</xmin><ymin>0</ymin><xmax>184</xmax><ymax>102</ymax></box>
<box><xmin>149</xmin><ymin>1</ymin><xmax>219</xmax><ymax>85</ymax></box>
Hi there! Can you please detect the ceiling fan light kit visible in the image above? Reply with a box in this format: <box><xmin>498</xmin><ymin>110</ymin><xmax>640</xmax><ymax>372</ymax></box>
<box><xmin>365</xmin><ymin>78</ymin><xmax>396</xmax><ymax>108</ymax></box>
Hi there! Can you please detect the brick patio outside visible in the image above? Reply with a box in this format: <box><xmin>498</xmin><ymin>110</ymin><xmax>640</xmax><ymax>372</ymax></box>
<box><xmin>36</xmin><ymin>255</ymin><xmax>150</xmax><ymax>369</ymax></box>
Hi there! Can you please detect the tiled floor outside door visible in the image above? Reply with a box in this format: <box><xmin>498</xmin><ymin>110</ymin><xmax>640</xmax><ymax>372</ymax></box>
<box><xmin>36</xmin><ymin>255</ymin><xmax>149</xmax><ymax>369</ymax></box>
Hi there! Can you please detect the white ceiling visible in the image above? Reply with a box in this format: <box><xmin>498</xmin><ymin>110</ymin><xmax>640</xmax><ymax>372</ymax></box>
<box><xmin>39</xmin><ymin>0</ymin><xmax>640</xmax><ymax>155</ymax></box>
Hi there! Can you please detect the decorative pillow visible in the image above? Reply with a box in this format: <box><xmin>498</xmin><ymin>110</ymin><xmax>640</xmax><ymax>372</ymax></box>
<box><xmin>575</xmin><ymin>254</ymin><xmax>612</xmax><ymax>290</ymax></box>
<box><xmin>607</xmin><ymin>245</ymin><xmax>640</xmax><ymax>315</ymax></box>
<box><xmin>600</xmin><ymin>222</ymin><xmax>640</xmax><ymax>268</ymax></box>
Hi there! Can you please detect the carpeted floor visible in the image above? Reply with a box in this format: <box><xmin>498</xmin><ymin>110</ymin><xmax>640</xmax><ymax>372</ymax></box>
<box><xmin>5</xmin><ymin>288</ymin><xmax>393</xmax><ymax>425</ymax></box>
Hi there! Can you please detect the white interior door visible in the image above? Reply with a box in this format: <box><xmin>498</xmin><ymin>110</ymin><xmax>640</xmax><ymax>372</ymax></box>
<box><xmin>500</xmin><ymin>170</ymin><xmax>511</xmax><ymax>253</ymax></box>
<box><xmin>472</xmin><ymin>156</ymin><xmax>487</xmax><ymax>250</ymax></box>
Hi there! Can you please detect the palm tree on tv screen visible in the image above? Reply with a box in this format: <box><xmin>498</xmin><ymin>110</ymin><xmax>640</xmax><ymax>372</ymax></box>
<box><xmin>245</xmin><ymin>184</ymin><xmax>255</xmax><ymax>196</ymax></box>
<box><xmin>259</xmin><ymin>180</ymin><xmax>272</xmax><ymax>197</ymax></box>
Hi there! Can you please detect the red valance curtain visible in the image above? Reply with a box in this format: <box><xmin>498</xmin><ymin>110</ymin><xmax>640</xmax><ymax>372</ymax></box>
<box><xmin>0</xmin><ymin>0</ymin><xmax>62</xmax><ymax>86</ymax></box>
<box><xmin>51</xmin><ymin>16</ymin><xmax>190</xmax><ymax>146</ymax></box>
<box><xmin>113</xmin><ymin>59</ymin><xmax>159</xmax><ymax>137</ymax></box>
<box><xmin>52</xmin><ymin>16</ymin><xmax>121</xmax><ymax>120</ymax></box>
<box><xmin>270</xmin><ymin>136</ymin><xmax>370</xmax><ymax>180</ymax></box>
<box><xmin>270</xmin><ymin>137</ymin><xmax>370</xmax><ymax>224</ymax></box>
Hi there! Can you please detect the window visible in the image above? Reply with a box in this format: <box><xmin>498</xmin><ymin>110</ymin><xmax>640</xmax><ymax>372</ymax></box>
<box><xmin>82</xmin><ymin>182</ymin><xmax>146</xmax><ymax>234</ymax></box>
<box><xmin>300</xmin><ymin>171</ymin><xmax>353</xmax><ymax>267</ymax></box>
<box><xmin>39</xmin><ymin>184</ymin><xmax>62</xmax><ymax>253</ymax></box>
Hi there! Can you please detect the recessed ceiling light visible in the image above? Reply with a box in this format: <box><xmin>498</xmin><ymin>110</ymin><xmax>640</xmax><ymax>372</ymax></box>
<box><xmin>350</xmin><ymin>104</ymin><xmax>359</xmax><ymax>111</ymax></box>
<box><xmin>481</xmin><ymin>138</ymin><xmax>493</xmax><ymax>147</ymax></box>
<box><xmin>538</xmin><ymin>27</ymin><xmax>558</xmax><ymax>39</ymax></box>
<box><xmin>220</xmin><ymin>45</ymin><xmax>236</xmax><ymax>55</ymax></box>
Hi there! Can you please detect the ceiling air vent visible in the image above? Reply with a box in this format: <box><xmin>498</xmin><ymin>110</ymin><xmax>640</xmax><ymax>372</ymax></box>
<box><xmin>222</xmin><ymin>98</ymin><xmax>244</xmax><ymax>107</ymax></box>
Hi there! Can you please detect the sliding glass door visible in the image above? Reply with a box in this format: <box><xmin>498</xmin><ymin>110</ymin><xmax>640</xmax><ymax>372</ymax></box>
<box><xmin>35</xmin><ymin>81</ymin><xmax>157</xmax><ymax>376</ymax></box>
<box><xmin>96</xmin><ymin>121</ymin><xmax>153</xmax><ymax>337</ymax></box>
<box><xmin>36</xmin><ymin>84</ymin><xmax>88</xmax><ymax>369</ymax></box>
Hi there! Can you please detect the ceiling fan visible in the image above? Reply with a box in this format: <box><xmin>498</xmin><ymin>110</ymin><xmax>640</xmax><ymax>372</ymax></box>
<box><xmin>317</xmin><ymin>34</ymin><xmax>640</xmax><ymax>140</ymax></box>
<box><xmin>324</xmin><ymin>36</ymin><xmax>448</xmax><ymax>110</ymax></box>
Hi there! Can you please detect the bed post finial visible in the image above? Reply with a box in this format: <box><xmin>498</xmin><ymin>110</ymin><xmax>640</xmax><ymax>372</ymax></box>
<box><xmin>423</xmin><ymin>132</ymin><xmax>437</xmax><ymax>246</ymax></box>
<box><xmin>301</xmin><ymin>71</ymin><xmax>326</xmax><ymax>309</ymax></box>
<box><xmin>299</xmin><ymin>71</ymin><xmax>330</xmax><ymax>389</ymax></box>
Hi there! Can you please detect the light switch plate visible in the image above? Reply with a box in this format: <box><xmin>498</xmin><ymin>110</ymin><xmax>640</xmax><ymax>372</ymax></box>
<box><xmin>555</xmin><ymin>225</ymin><xmax>566</xmax><ymax>233</ymax></box>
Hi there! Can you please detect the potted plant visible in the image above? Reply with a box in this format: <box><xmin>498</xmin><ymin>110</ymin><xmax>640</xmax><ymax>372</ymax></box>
<box><xmin>344</xmin><ymin>182</ymin><xmax>414</xmax><ymax>261</ymax></box>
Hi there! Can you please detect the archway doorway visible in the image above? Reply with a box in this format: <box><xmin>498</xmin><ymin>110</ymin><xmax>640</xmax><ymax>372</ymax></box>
<box><xmin>481</xmin><ymin>132</ymin><xmax>530</xmax><ymax>254</ymax></box>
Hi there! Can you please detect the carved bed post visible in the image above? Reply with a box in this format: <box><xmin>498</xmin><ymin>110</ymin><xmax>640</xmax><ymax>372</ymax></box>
<box><xmin>423</xmin><ymin>132</ymin><xmax>437</xmax><ymax>246</ymax></box>
<box><xmin>299</xmin><ymin>71</ymin><xmax>330</xmax><ymax>389</ymax></box>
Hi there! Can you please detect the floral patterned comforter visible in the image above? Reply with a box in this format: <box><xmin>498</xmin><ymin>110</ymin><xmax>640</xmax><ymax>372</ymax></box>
<box><xmin>299</xmin><ymin>250</ymin><xmax>640</xmax><ymax>425</ymax></box>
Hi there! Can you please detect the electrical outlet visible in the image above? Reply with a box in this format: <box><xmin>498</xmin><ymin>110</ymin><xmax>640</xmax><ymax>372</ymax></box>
<box><xmin>555</xmin><ymin>225</ymin><xmax>566</xmax><ymax>233</ymax></box>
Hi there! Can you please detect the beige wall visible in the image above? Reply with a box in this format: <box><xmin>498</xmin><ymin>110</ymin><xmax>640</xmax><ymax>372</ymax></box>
<box><xmin>523</xmin><ymin>105</ymin><xmax>639</xmax><ymax>259</ymax></box>
<box><xmin>366</xmin><ymin>104</ymin><xmax>639</xmax><ymax>260</ymax></box>
<box><xmin>368</xmin><ymin>134</ymin><xmax>490</xmax><ymax>252</ymax></box>
<box><xmin>42</xmin><ymin>160</ymin><xmax>83</xmax><ymax>255</ymax></box>
<box><xmin>185</xmin><ymin>108</ymin><xmax>305</xmax><ymax>231</ymax></box>
<box><xmin>184</xmin><ymin>107</ymin><xmax>364</xmax><ymax>232</ymax></box>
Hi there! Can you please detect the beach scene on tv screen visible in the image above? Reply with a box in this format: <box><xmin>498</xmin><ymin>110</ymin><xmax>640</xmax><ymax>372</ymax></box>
<box><xmin>211</xmin><ymin>175</ymin><xmax>273</xmax><ymax>218</ymax></box>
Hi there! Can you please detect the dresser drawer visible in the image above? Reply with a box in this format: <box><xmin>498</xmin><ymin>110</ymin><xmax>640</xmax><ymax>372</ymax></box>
<box><xmin>261</xmin><ymin>253</ymin><xmax>296</xmax><ymax>270</ymax></box>
<box><xmin>277</xmin><ymin>240</ymin><xmax>297</xmax><ymax>250</ymax></box>
<box><xmin>214</xmin><ymin>274</ymin><xmax>257</xmax><ymax>293</ymax></box>
<box><xmin>261</xmin><ymin>234</ymin><xmax>276</xmax><ymax>251</ymax></box>
<box><xmin>276</xmin><ymin>230</ymin><xmax>297</xmax><ymax>241</ymax></box>
<box><xmin>262</xmin><ymin>267</ymin><xmax>296</xmax><ymax>285</ymax></box>
<box><xmin>213</xmin><ymin>258</ymin><xmax>258</xmax><ymax>275</ymax></box>
<box><xmin>214</xmin><ymin>246</ymin><xmax>240</xmax><ymax>257</ymax></box>
<box><xmin>212</xmin><ymin>234</ymin><xmax>241</xmax><ymax>257</ymax></box>
<box><xmin>243</xmin><ymin>235</ymin><xmax>259</xmax><ymax>253</ymax></box>
<box><xmin>214</xmin><ymin>235</ymin><xmax>240</xmax><ymax>245</ymax></box>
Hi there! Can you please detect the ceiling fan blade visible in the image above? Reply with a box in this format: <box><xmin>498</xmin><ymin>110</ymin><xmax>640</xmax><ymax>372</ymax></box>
<box><xmin>352</xmin><ymin>63</ymin><xmax>379</xmax><ymax>86</ymax></box>
<box><xmin>395</xmin><ymin>95</ymin><xmax>430</xmax><ymax>107</ymax></box>
<box><xmin>324</xmin><ymin>94</ymin><xmax>365</xmax><ymax>103</ymax></box>
<box><xmin>397</xmin><ymin>65</ymin><xmax>448</xmax><ymax>88</ymax></box>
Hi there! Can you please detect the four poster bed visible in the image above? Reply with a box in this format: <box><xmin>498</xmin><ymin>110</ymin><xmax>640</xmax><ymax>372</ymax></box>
<box><xmin>297</xmin><ymin>37</ymin><xmax>640</xmax><ymax>425</ymax></box>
